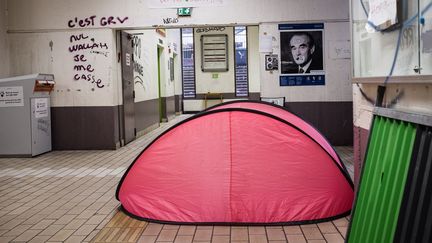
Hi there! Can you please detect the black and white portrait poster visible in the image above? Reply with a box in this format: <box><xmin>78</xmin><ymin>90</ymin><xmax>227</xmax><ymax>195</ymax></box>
<box><xmin>279</xmin><ymin>23</ymin><xmax>325</xmax><ymax>86</ymax></box>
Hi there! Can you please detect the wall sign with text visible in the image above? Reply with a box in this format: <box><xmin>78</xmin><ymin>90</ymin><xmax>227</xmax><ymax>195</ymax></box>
<box><xmin>279</xmin><ymin>23</ymin><xmax>325</xmax><ymax>86</ymax></box>
<box><xmin>0</xmin><ymin>86</ymin><xmax>24</xmax><ymax>107</ymax></box>
<box><xmin>201</xmin><ymin>34</ymin><xmax>228</xmax><ymax>72</ymax></box>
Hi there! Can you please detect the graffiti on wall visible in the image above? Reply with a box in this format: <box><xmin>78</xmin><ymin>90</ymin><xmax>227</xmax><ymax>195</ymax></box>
<box><xmin>132</xmin><ymin>35</ymin><xmax>144</xmax><ymax>77</ymax></box>
<box><xmin>195</xmin><ymin>27</ymin><xmax>226</xmax><ymax>33</ymax></box>
<box><xmin>132</xmin><ymin>35</ymin><xmax>146</xmax><ymax>90</ymax></box>
<box><xmin>69</xmin><ymin>33</ymin><xmax>106</xmax><ymax>88</ymax></box>
<box><xmin>68</xmin><ymin>16</ymin><xmax>129</xmax><ymax>28</ymax></box>
<box><xmin>67</xmin><ymin>16</ymin><xmax>129</xmax><ymax>88</ymax></box>
<box><xmin>162</xmin><ymin>17</ymin><xmax>179</xmax><ymax>24</ymax></box>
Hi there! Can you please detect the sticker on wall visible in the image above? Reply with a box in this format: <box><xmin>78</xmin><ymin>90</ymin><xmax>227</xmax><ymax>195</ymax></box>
<box><xmin>126</xmin><ymin>53</ymin><xmax>131</xmax><ymax>66</ymax></box>
<box><xmin>34</xmin><ymin>98</ymin><xmax>49</xmax><ymax>118</ymax></box>
<box><xmin>259</xmin><ymin>35</ymin><xmax>273</xmax><ymax>53</ymax></box>
<box><xmin>265</xmin><ymin>54</ymin><xmax>279</xmax><ymax>70</ymax></box>
<box><xmin>329</xmin><ymin>40</ymin><xmax>351</xmax><ymax>59</ymax></box>
<box><xmin>279</xmin><ymin>23</ymin><xmax>325</xmax><ymax>86</ymax></box>
<box><xmin>0</xmin><ymin>86</ymin><xmax>24</xmax><ymax>107</ymax></box>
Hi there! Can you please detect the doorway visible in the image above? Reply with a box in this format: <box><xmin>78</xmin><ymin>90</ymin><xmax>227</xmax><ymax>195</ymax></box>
<box><xmin>120</xmin><ymin>31</ymin><xmax>136</xmax><ymax>145</ymax></box>
<box><xmin>157</xmin><ymin>45</ymin><xmax>165</xmax><ymax>122</ymax></box>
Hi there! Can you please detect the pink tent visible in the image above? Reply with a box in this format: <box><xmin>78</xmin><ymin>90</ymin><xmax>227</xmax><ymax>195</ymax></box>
<box><xmin>116</xmin><ymin>100</ymin><xmax>353</xmax><ymax>224</ymax></box>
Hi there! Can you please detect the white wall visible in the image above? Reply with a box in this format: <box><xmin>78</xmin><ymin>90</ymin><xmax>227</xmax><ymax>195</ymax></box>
<box><xmin>128</xmin><ymin>30</ymin><xmax>160</xmax><ymax>102</ymax></box>
<box><xmin>351</xmin><ymin>0</ymin><xmax>422</xmax><ymax>77</ymax></box>
<box><xmin>259</xmin><ymin>22</ymin><xmax>352</xmax><ymax>102</ymax></box>
<box><xmin>7</xmin><ymin>0</ymin><xmax>349</xmax><ymax>31</ymax></box>
<box><xmin>5</xmin><ymin>0</ymin><xmax>349</xmax><ymax>109</ymax></box>
<box><xmin>248</xmin><ymin>26</ymin><xmax>260</xmax><ymax>93</ymax></box>
<box><xmin>351</xmin><ymin>0</ymin><xmax>432</xmax><ymax>131</ymax></box>
<box><xmin>168</xmin><ymin>29</ymin><xmax>182</xmax><ymax>97</ymax></box>
<box><xmin>163</xmin><ymin>29</ymin><xmax>178</xmax><ymax>98</ymax></box>
<box><xmin>128</xmin><ymin>29</ymin><xmax>180</xmax><ymax>103</ymax></box>
<box><xmin>8</xmin><ymin>29</ymin><xmax>119</xmax><ymax>107</ymax></box>
<box><xmin>0</xmin><ymin>0</ymin><xmax>9</xmax><ymax>78</ymax></box>
<box><xmin>353</xmin><ymin>83</ymin><xmax>432</xmax><ymax>130</ymax></box>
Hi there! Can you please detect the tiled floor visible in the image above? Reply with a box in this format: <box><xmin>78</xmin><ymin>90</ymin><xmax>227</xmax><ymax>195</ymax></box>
<box><xmin>0</xmin><ymin>115</ymin><xmax>353</xmax><ymax>243</ymax></box>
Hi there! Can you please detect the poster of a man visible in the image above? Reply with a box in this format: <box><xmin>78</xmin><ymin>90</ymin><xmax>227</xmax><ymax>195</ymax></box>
<box><xmin>280</xmin><ymin>31</ymin><xmax>323</xmax><ymax>74</ymax></box>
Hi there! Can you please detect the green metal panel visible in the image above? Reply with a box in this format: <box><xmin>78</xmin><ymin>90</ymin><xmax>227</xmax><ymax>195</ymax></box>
<box><xmin>347</xmin><ymin>116</ymin><xmax>416</xmax><ymax>243</ymax></box>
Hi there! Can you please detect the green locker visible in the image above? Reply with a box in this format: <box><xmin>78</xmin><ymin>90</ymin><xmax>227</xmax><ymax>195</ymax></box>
<box><xmin>347</xmin><ymin>115</ymin><xmax>417</xmax><ymax>243</ymax></box>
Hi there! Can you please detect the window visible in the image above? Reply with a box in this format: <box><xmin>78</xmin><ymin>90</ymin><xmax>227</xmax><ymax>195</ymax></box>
<box><xmin>181</xmin><ymin>28</ymin><xmax>196</xmax><ymax>98</ymax></box>
<box><xmin>234</xmin><ymin>26</ymin><xmax>248</xmax><ymax>97</ymax></box>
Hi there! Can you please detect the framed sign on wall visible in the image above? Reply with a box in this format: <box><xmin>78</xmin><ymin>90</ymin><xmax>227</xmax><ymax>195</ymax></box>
<box><xmin>201</xmin><ymin>34</ymin><xmax>228</xmax><ymax>72</ymax></box>
<box><xmin>279</xmin><ymin>23</ymin><xmax>325</xmax><ymax>86</ymax></box>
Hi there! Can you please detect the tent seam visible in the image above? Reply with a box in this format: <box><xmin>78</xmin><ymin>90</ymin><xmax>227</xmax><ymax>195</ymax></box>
<box><xmin>229</xmin><ymin>112</ymin><xmax>233</xmax><ymax>222</ymax></box>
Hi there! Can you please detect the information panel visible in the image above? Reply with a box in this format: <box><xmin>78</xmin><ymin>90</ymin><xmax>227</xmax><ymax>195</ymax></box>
<box><xmin>279</xmin><ymin>23</ymin><xmax>325</xmax><ymax>86</ymax></box>
<box><xmin>201</xmin><ymin>34</ymin><xmax>228</xmax><ymax>72</ymax></box>
<box><xmin>0</xmin><ymin>86</ymin><xmax>24</xmax><ymax>107</ymax></box>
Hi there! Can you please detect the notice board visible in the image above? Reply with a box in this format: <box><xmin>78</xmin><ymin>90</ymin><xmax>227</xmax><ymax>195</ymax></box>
<box><xmin>201</xmin><ymin>34</ymin><xmax>228</xmax><ymax>72</ymax></box>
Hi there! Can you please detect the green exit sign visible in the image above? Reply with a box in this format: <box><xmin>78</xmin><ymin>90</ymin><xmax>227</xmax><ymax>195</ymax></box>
<box><xmin>177</xmin><ymin>8</ymin><xmax>192</xmax><ymax>16</ymax></box>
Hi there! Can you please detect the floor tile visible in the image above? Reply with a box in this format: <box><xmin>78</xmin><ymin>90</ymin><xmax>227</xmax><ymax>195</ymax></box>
<box><xmin>194</xmin><ymin>229</ymin><xmax>212</xmax><ymax>241</ymax></box>
<box><xmin>286</xmin><ymin>234</ymin><xmax>307</xmax><ymax>243</ymax></box>
<box><xmin>175</xmin><ymin>235</ymin><xmax>194</xmax><ymax>243</ymax></box>
<box><xmin>213</xmin><ymin>226</ymin><xmax>230</xmax><ymax>235</ymax></box>
<box><xmin>12</xmin><ymin>229</ymin><xmax>41</xmax><ymax>242</ymax></box>
<box><xmin>249</xmin><ymin>234</ymin><xmax>268</xmax><ymax>243</ymax></box>
<box><xmin>178</xmin><ymin>226</ymin><xmax>196</xmax><ymax>236</ymax></box>
<box><xmin>156</xmin><ymin>229</ymin><xmax>178</xmax><ymax>241</ymax></box>
<box><xmin>266</xmin><ymin>228</ymin><xmax>286</xmax><ymax>241</ymax></box>
<box><xmin>300</xmin><ymin>226</ymin><xmax>324</xmax><ymax>240</ymax></box>
<box><xmin>248</xmin><ymin>226</ymin><xmax>266</xmax><ymax>235</ymax></box>
<box><xmin>231</xmin><ymin>227</ymin><xmax>248</xmax><ymax>241</ymax></box>
<box><xmin>324</xmin><ymin>233</ymin><xmax>345</xmax><ymax>243</ymax></box>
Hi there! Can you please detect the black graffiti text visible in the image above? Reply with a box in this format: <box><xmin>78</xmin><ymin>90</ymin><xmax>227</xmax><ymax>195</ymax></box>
<box><xmin>132</xmin><ymin>35</ymin><xmax>141</xmax><ymax>59</ymax></box>
<box><xmin>100</xmin><ymin>16</ymin><xmax>129</xmax><ymax>26</ymax></box>
<box><xmin>133</xmin><ymin>62</ymin><xmax>144</xmax><ymax>76</ymax></box>
<box><xmin>163</xmin><ymin>17</ymin><xmax>179</xmax><ymax>24</ymax></box>
<box><xmin>74</xmin><ymin>64</ymin><xmax>94</xmax><ymax>72</ymax></box>
<box><xmin>73</xmin><ymin>54</ymin><xmax>87</xmax><ymax>62</ymax></box>
<box><xmin>68</xmin><ymin>15</ymin><xmax>128</xmax><ymax>28</ymax></box>
<box><xmin>69</xmin><ymin>34</ymin><xmax>107</xmax><ymax>89</ymax></box>
<box><xmin>69</xmin><ymin>42</ymin><xmax>108</xmax><ymax>53</ymax></box>
<box><xmin>70</xmin><ymin>33</ymin><xmax>89</xmax><ymax>43</ymax></box>
<box><xmin>90</xmin><ymin>50</ymin><xmax>109</xmax><ymax>57</ymax></box>
<box><xmin>74</xmin><ymin>74</ymin><xmax>104</xmax><ymax>88</ymax></box>
<box><xmin>196</xmin><ymin>27</ymin><xmax>225</xmax><ymax>33</ymax></box>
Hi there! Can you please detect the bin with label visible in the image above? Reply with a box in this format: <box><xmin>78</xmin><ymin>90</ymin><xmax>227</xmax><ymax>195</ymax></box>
<box><xmin>0</xmin><ymin>74</ymin><xmax>55</xmax><ymax>157</ymax></box>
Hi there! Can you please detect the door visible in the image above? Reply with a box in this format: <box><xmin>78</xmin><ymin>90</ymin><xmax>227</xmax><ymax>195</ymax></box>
<box><xmin>157</xmin><ymin>46</ymin><xmax>163</xmax><ymax>122</ymax></box>
<box><xmin>30</xmin><ymin>97</ymin><xmax>52</xmax><ymax>156</ymax></box>
<box><xmin>121</xmin><ymin>31</ymin><xmax>135</xmax><ymax>145</ymax></box>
